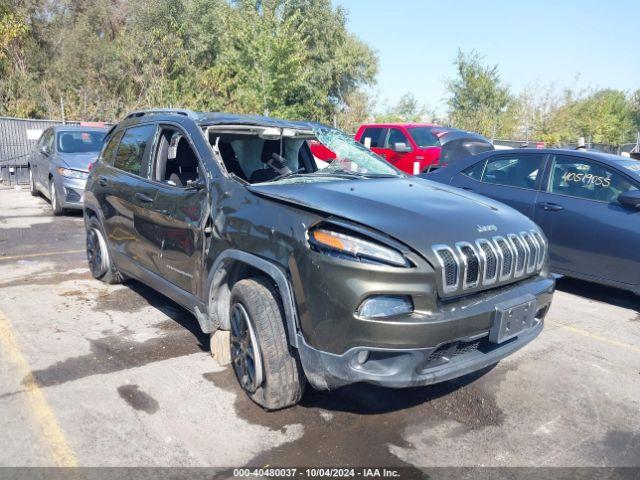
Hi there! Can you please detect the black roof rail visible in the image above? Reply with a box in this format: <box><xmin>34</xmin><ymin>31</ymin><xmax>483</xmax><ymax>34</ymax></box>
<box><xmin>124</xmin><ymin>109</ymin><xmax>198</xmax><ymax>120</ymax></box>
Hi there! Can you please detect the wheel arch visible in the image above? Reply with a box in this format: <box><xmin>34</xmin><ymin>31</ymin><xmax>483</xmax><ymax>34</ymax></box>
<box><xmin>205</xmin><ymin>250</ymin><xmax>299</xmax><ymax>348</ymax></box>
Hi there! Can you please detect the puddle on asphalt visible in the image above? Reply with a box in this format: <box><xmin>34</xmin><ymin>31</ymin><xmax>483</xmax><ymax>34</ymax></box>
<box><xmin>0</xmin><ymin>270</ymin><xmax>91</xmax><ymax>289</ymax></box>
<box><xmin>27</xmin><ymin>326</ymin><xmax>207</xmax><ymax>388</ymax></box>
<box><xmin>117</xmin><ymin>384</ymin><xmax>160</xmax><ymax>414</ymax></box>
<box><xmin>203</xmin><ymin>364</ymin><xmax>504</xmax><ymax>467</ymax></box>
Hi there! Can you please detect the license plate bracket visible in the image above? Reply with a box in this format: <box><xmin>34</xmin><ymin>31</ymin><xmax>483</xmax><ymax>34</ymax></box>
<box><xmin>490</xmin><ymin>295</ymin><xmax>537</xmax><ymax>344</ymax></box>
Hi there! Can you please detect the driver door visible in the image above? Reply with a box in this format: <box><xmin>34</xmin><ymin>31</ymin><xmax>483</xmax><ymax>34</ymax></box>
<box><xmin>150</xmin><ymin>124</ymin><xmax>209</xmax><ymax>295</ymax></box>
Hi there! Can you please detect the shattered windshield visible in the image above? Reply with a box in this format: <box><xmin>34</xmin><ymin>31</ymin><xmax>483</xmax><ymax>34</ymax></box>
<box><xmin>312</xmin><ymin>127</ymin><xmax>400</xmax><ymax>178</ymax></box>
<box><xmin>207</xmin><ymin>124</ymin><xmax>403</xmax><ymax>185</ymax></box>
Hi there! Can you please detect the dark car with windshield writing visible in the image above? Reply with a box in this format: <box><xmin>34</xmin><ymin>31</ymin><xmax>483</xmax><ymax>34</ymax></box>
<box><xmin>424</xmin><ymin>149</ymin><xmax>640</xmax><ymax>294</ymax></box>
<box><xmin>84</xmin><ymin>109</ymin><xmax>554</xmax><ymax>410</ymax></box>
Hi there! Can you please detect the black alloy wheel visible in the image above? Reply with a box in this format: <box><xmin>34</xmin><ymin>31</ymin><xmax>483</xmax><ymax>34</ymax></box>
<box><xmin>230</xmin><ymin>303</ymin><xmax>263</xmax><ymax>394</ymax></box>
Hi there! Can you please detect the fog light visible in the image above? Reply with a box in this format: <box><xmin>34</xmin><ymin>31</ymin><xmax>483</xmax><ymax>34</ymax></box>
<box><xmin>356</xmin><ymin>350</ymin><xmax>370</xmax><ymax>365</ymax></box>
<box><xmin>357</xmin><ymin>295</ymin><xmax>413</xmax><ymax>318</ymax></box>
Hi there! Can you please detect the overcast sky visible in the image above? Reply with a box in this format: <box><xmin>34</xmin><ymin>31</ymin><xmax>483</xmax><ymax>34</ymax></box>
<box><xmin>334</xmin><ymin>0</ymin><xmax>638</xmax><ymax>114</ymax></box>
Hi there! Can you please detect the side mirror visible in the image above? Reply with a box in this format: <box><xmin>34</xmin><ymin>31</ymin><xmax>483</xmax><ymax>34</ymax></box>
<box><xmin>40</xmin><ymin>145</ymin><xmax>50</xmax><ymax>156</ymax></box>
<box><xmin>618</xmin><ymin>190</ymin><xmax>640</xmax><ymax>209</ymax></box>
<box><xmin>393</xmin><ymin>142</ymin><xmax>411</xmax><ymax>153</ymax></box>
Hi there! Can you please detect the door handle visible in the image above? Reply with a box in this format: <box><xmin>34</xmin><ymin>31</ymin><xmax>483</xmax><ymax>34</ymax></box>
<box><xmin>98</xmin><ymin>177</ymin><xmax>108</xmax><ymax>187</ymax></box>
<box><xmin>135</xmin><ymin>192</ymin><xmax>154</xmax><ymax>203</ymax></box>
<box><xmin>537</xmin><ymin>202</ymin><xmax>564</xmax><ymax>212</ymax></box>
<box><xmin>462</xmin><ymin>187</ymin><xmax>474</xmax><ymax>192</ymax></box>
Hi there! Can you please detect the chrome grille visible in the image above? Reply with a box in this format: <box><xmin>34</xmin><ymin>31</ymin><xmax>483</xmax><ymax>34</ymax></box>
<box><xmin>476</xmin><ymin>239</ymin><xmax>498</xmax><ymax>285</ymax></box>
<box><xmin>494</xmin><ymin>236</ymin><xmax>513</xmax><ymax>280</ymax></box>
<box><xmin>522</xmin><ymin>232</ymin><xmax>538</xmax><ymax>273</ymax></box>
<box><xmin>509</xmin><ymin>234</ymin><xmax>527</xmax><ymax>276</ymax></box>
<box><xmin>457</xmin><ymin>242</ymin><xmax>480</xmax><ymax>288</ymax></box>
<box><xmin>433</xmin><ymin>246</ymin><xmax>459</xmax><ymax>293</ymax></box>
<box><xmin>432</xmin><ymin>230</ymin><xmax>547</xmax><ymax>296</ymax></box>
<box><xmin>532</xmin><ymin>231</ymin><xmax>546</xmax><ymax>270</ymax></box>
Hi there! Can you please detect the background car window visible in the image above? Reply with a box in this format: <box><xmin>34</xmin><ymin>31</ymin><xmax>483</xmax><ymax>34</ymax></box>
<box><xmin>39</xmin><ymin>129</ymin><xmax>54</xmax><ymax>154</ymax></box>
<box><xmin>408</xmin><ymin>127</ymin><xmax>440</xmax><ymax>147</ymax></box>
<box><xmin>385</xmin><ymin>128</ymin><xmax>410</xmax><ymax>148</ymax></box>
<box><xmin>481</xmin><ymin>154</ymin><xmax>545</xmax><ymax>189</ymax></box>
<box><xmin>359</xmin><ymin>127</ymin><xmax>384</xmax><ymax>148</ymax></box>
<box><xmin>100</xmin><ymin>130</ymin><xmax>124</xmax><ymax>165</ymax></box>
<box><xmin>57</xmin><ymin>131</ymin><xmax>105</xmax><ymax>153</ymax></box>
<box><xmin>463</xmin><ymin>159</ymin><xmax>487</xmax><ymax>180</ymax></box>
<box><xmin>37</xmin><ymin>130</ymin><xmax>49</xmax><ymax>149</ymax></box>
<box><xmin>113</xmin><ymin>124</ymin><xmax>156</xmax><ymax>176</ymax></box>
<box><xmin>549</xmin><ymin>155</ymin><xmax>638</xmax><ymax>204</ymax></box>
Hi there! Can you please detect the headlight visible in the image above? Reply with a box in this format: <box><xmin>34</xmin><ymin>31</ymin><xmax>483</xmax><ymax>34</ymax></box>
<box><xmin>308</xmin><ymin>227</ymin><xmax>409</xmax><ymax>267</ymax></box>
<box><xmin>57</xmin><ymin>167</ymin><xmax>88</xmax><ymax>180</ymax></box>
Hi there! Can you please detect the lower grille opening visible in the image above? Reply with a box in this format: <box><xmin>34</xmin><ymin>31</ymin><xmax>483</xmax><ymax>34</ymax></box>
<box><xmin>420</xmin><ymin>335</ymin><xmax>517</xmax><ymax>372</ymax></box>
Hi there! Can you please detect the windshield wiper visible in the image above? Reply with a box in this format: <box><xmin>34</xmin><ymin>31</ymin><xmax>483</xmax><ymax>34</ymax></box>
<box><xmin>271</xmin><ymin>168</ymin><xmax>306</xmax><ymax>182</ymax></box>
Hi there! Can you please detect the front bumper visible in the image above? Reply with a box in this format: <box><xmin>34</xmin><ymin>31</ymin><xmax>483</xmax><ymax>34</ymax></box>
<box><xmin>297</xmin><ymin>275</ymin><xmax>553</xmax><ymax>390</ymax></box>
<box><xmin>55</xmin><ymin>176</ymin><xmax>86</xmax><ymax>210</ymax></box>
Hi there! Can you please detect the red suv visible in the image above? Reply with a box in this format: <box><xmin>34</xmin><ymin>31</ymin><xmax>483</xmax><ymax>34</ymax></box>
<box><xmin>309</xmin><ymin>123</ymin><xmax>494</xmax><ymax>175</ymax></box>
<box><xmin>353</xmin><ymin>123</ymin><xmax>445</xmax><ymax>174</ymax></box>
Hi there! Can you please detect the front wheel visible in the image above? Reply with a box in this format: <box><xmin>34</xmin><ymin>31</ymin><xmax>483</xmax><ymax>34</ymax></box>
<box><xmin>85</xmin><ymin>216</ymin><xmax>124</xmax><ymax>284</ymax></box>
<box><xmin>29</xmin><ymin>168</ymin><xmax>38</xmax><ymax>196</ymax></box>
<box><xmin>49</xmin><ymin>180</ymin><xmax>64</xmax><ymax>216</ymax></box>
<box><xmin>229</xmin><ymin>278</ymin><xmax>305</xmax><ymax>410</ymax></box>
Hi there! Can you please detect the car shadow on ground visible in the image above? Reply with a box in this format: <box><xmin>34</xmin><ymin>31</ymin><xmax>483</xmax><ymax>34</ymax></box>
<box><xmin>298</xmin><ymin>364</ymin><xmax>497</xmax><ymax>415</ymax></box>
<box><xmin>118</xmin><ymin>274</ymin><xmax>502</xmax><ymax>417</ymax></box>
<box><xmin>128</xmin><ymin>274</ymin><xmax>501</xmax><ymax>416</ymax></box>
<box><xmin>122</xmin><ymin>279</ymin><xmax>210</xmax><ymax>351</ymax></box>
<box><xmin>555</xmin><ymin>276</ymin><xmax>640</xmax><ymax>313</ymax></box>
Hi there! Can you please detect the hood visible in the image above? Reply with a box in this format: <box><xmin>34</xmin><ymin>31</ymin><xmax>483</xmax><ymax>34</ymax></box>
<box><xmin>57</xmin><ymin>152</ymin><xmax>100</xmax><ymax>172</ymax></box>
<box><xmin>248</xmin><ymin>176</ymin><xmax>538</xmax><ymax>264</ymax></box>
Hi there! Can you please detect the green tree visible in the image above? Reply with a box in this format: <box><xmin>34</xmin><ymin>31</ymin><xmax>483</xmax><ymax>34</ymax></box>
<box><xmin>446</xmin><ymin>50</ymin><xmax>516</xmax><ymax>138</ymax></box>
<box><xmin>540</xmin><ymin>89</ymin><xmax>636</xmax><ymax>146</ymax></box>
<box><xmin>0</xmin><ymin>0</ymin><xmax>377</xmax><ymax>123</ymax></box>
<box><xmin>375</xmin><ymin>93</ymin><xmax>434</xmax><ymax>123</ymax></box>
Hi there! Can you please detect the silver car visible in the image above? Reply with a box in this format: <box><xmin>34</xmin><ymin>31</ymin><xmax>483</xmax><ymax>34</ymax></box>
<box><xmin>28</xmin><ymin>126</ymin><xmax>108</xmax><ymax>215</ymax></box>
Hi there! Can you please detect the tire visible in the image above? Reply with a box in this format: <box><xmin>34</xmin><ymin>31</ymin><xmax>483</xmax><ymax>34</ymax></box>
<box><xmin>49</xmin><ymin>179</ymin><xmax>64</xmax><ymax>216</ymax></box>
<box><xmin>29</xmin><ymin>167</ymin><xmax>38</xmax><ymax>196</ymax></box>
<box><xmin>85</xmin><ymin>216</ymin><xmax>125</xmax><ymax>284</ymax></box>
<box><xmin>229</xmin><ymin>277</ymin><xmax>305</xmax><ymax>410</ymax></box>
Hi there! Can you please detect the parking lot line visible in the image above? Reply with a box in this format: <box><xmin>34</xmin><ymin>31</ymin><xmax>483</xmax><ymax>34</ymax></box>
<box><xmin>547</xmin><ymin>319</ymin><xmax>640</xmax><ymax>354</ymax></box>
<box><xmin>0</xmin><ymin>249</ymin><xmax>85</xmax><ymax>262</ymax></box>
<box><xmin>0</xmin><ymin>309</ymin><xmax>78</xmax><ymax>467</ymax></box>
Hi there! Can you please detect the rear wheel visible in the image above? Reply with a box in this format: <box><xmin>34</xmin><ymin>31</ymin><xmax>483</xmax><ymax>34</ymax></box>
<box><xmin>86</xmin><ymin>216</ymin><xmax>124</xmax><ymax>284</ymax></box>
<box><xmin>49</xmin><ymin>180</ymin><xmax>64</xmax><ymax>216</ymax></box>
<box><xmin>229</xmin><ymin>278</ymin><xmax>305</xmax><ymax>410</ymax></box>
<box><xmin>29</xmin><ymin>167</ymin><xmax>38</xmax><ymax>196</ymax></box>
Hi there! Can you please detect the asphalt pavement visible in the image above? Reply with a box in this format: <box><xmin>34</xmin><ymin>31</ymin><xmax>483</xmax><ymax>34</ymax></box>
<box><xmin>0</xmin><ymin>187</ymin><xmax>639</xmax><ymax>470</ymax></box>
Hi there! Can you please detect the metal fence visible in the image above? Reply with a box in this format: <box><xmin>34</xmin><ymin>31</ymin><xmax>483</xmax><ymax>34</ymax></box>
<box><xmin>0</xmin><ymin>116</ymin><xmax>83</xmax><ymax>185</ymax></box>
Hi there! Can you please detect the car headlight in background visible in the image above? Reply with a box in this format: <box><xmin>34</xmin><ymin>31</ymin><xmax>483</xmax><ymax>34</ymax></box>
<box><xmin>308</xmin><ymin>227</ymin><xmax>409</xmax><ymax>267</ymax></box>
<box><xmin>57</xmin><ymin>167</ymin><xmax>89</xmax><ymax>180</ymax></box>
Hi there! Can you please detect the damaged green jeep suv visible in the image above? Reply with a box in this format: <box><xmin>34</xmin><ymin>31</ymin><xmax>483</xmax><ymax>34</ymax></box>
<box><xmin>84</xmin><ymin>109</ymin><xmax>555</xmax><ymax>409</ymax></box>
